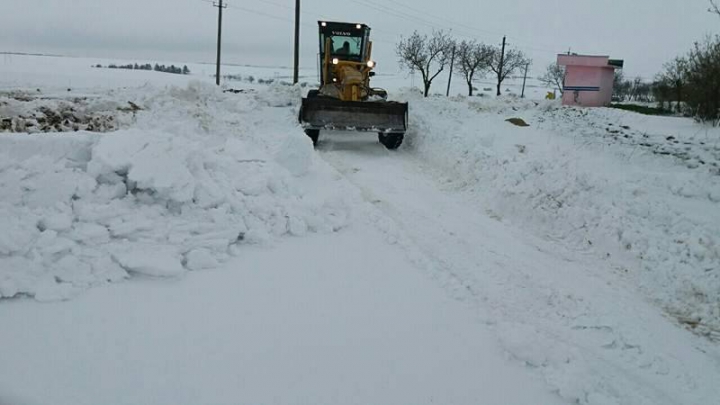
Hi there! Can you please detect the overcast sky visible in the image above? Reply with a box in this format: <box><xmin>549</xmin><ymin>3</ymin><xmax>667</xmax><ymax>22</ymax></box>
<box><xmin>1</xmin><ymin>0</ymin><xmax>718</xmax><ymax>79</ymax></box>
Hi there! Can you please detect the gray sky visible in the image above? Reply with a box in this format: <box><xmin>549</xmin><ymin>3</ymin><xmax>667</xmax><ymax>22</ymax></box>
<box><xmin>1</xmin><ymin>0</ymin><xmax>718</xmax><ymax>79</ymax></box>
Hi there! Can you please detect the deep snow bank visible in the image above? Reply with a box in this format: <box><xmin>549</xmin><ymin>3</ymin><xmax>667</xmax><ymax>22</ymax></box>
<box><xmin>0</xmin><ymin>82</ymin><xmax>355</xmax><ymax>300</ymax></box>
<box><xmin>0</xmin><ymin>92</ymin><xmax>126</xmax><ymax>133</ymax></box>
<box><xmin>402</xmin><ymin>91</ymin><xmax>720</xmax><ymax>338</ymax></box>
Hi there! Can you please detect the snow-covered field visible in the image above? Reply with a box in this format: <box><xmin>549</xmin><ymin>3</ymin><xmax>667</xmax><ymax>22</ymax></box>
<box><xmin>0</xmin><ymin>53</ymin><xmax>552</xmax><ymax>98</ymax></box>
<box><xmin>1</xmin><ymin>54</ymin><xmax>719</xmax><ymax>405</ymax></box>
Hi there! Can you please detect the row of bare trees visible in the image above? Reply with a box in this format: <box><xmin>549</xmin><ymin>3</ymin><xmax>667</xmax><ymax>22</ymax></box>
<box><xmin>612</xmin><ymin>73</ymin><xmax>655</xmax><ymax>103</ymax></box>
<box><xmin>651</xmin><ymin>2</ymin><xmax>720</xmax><ymax>123</ymax></box>
<box><xmin>653</xmin><ymin>37</ymin><xmax>720</xmax><ymax>123</ymax></box>
<box><xmin>395</xmin><ymin>31</ymin><xmax>531</xmax><ymax>97</ymax></box>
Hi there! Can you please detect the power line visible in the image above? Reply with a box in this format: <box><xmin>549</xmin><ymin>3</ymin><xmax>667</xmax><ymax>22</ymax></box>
<box><xmin>222</xmin><ymin>1</ymin><xmax>398</xmax><ymax>46</ymax></box>
<box><xmin>349</xmin><ymin>0</ymin><xmax>479</xmax><ymax>40</ymax></box>
<box><xmin>201</xmin><ymin>0</ymin><xmax>404</xmax><ymax>46</ymax></box>
<box><xmin>382</xmin><ymin>0</ymin><xmax>504</xmax><ymax>41</ymax></box>
<box><xmin>382</xmin><ymin>0</ymin><xmax>563</xmax><ymax>53</ymax></box>
<box><xmin>350</xmin><ymin>0</ymin><xmax>493</xmax><ymax>42</ymax></box>
<box><xmin>228</xmin><ymin>0</ymin><xmax>402</xmax><ymax>43</ymax></box>
<box><xmin>201</xmin><ymin>0</ymin><xmax>565</xmax><ymax>56</ymax></box>
<box><xmin>202</xmin><ymin>0</ymin><xmax>297</xmax><ymax>24</ymax></box>
<box><xmin>349</xmin><ymin>0</ymin><xmax>564</xmax><ymax>56</ymax></box>
<box><xmin>202</xmin><ymin>0</ymin><xmax>568</xmax><ymax>73</ymax></box>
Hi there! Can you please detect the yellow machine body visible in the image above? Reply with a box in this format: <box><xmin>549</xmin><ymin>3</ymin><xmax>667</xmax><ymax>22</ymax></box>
<box><xmin>299</xmin><ymin>21</ymin><xmax>408</xmax><ymax>148</ymax></box>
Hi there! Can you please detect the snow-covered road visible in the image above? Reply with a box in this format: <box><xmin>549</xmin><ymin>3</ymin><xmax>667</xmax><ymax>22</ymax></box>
<box><xmin>0</xmin><ymin>226</ymin><xmax>563</xmax><ymax>405</ymax></box>
<box><xmin>318</xmin><ymin>132</ymin><xmax>720</xmax><ymax>405</ymax></box>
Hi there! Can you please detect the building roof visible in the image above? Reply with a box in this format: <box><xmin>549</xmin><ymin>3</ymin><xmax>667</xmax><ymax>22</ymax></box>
<box><xmin>557</xmin><ymin>54</ymin><xmax>623</xmax><ymax>69</ymax></box>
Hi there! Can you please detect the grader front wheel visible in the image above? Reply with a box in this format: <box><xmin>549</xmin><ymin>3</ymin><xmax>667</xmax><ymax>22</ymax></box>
<box><xmin>305</xmin><ymin>129</ymin><xmax>320</xmax><ymax>146</ymax></box>
<box><xmin>378</xmin><ymin>133</ymin><xmax>404</xmax><ymax>150</ymax></box>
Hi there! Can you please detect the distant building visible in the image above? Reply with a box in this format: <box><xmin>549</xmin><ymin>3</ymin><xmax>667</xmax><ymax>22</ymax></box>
<box><xmin>557</xmin><ymin>54</ymin><xmax>624</xmax><ymax>107</ymax></box>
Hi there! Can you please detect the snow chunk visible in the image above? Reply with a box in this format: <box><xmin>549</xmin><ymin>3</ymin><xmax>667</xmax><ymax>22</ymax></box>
<box><xmin>67</xmin><ymin>222</ymin><xmax>111</xmax><ymax>245</ymax></box>
<box><xmin>38</xmin><ymin>210</ymin><xmax>73</xmax><ymax>232</ymax></box>
<box><xmin>89</xmin><ymin>129</ymin><xmax>196</xmax><ymax>203</ymax></box>
<box><xmin>33</xmin><ymin>277</ymin><xmax>78</xmax><ymax>302</ymax></box>
<box><xmin>112</xmin><ymin>244</ymin><xmax>185</xmax><ymax>277</ymax></box>
<box><xmin>0</xmin><ymin>209</ymin><xmax>38</xmax><ymax>255</ymax></box>
<box><xmin>276</xmin><ymin>133</ymin><xmax>314</xmax><ymax>176</ymax></box>
<box><xmin>255</xmin><ymin>83</ymin><xmax>301</xmax><ymax>107</ymax></box>
<box><xmin>185</xmin><ymin>248</ymin><xmax>220</xmax><ymax>271</ymax></box>
<box><xmin>127</xmin><ymin>138</ymin><xmax>196</xmax><ymax>203</ymax></box>
<box><xmin>52</xmin><ymin>256</ymin><xmax>95</xmax><ymax>286</ymax></box>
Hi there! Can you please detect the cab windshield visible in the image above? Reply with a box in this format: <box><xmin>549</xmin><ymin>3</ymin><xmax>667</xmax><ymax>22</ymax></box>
<box><xmin>321</xmin><ymin>34</ymin><xmax>363</xmax><ymax>59</ymax></box>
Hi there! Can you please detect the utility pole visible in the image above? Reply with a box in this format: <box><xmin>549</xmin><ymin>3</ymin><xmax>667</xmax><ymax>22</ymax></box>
<box><xmin>214</xmin><ymin>0</ymin><xmax>227</xmax><ymax>86</ymax></box>
<box><xmin>446</xmin><ymin>44</ymin><xmax>455</xmax><ymax>97</ymax></box>
<box><xmin>497</xmin><ymin>36</ymin><xmax>506</xmax><ymax>96</ymax></box>
<box><xmin>520</xmin><ymin>62</ymin><xmax>529</xmax><ymax>98</ymax></box>
<box><xmin>293</xmin><ymin>0</ymin><xmax>301</xmax><ymax>84</ymax></box>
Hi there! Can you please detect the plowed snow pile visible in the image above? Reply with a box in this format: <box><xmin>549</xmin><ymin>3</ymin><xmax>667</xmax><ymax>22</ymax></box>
<box><xmin>0</xmin><ymin>92</ymin><xmax>126</xmax><ymax>133</ymax></box>
<box><xmin>0</xmin><ymin>82</ymin><xmax>355</xmax><ymax>300</ymax></box>
<box><xmin>404</xmin><ymin>91</ymin><xmax>720</xmax><ymax>338</ymax></box>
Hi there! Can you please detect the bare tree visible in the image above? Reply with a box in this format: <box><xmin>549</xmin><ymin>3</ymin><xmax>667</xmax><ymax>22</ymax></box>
<box><xmin>397</xmin><ymin>31</ymin><xmax>454</xmax><ymax>97</ymax></box>
<box><xmin>538</xmin><ymin>63</ymin><xmax>565</xmax><ymax>95</ymax></box>
<box><xmin>454</xmin><ymin>40</ymin><xmax>493</xmax><ymax>96</ymax></box>
<box><xmin>684</xmin><ymin>36</ymin><xmax>720</xmax><ymax>125</ymax></box>
<box><xmin>488</xmin><ymin>47</ymin><xmax>529</xmax><ymax>96</ymax></box>
<box><xmin>658</xmin><ymin>57</ymin><xmax>688</xmax><ymax>112</ymax></box>
<box><xmin>629</xmin><ymin>77</ymin><xmax>643</xmax><ymax>101</ymax></box>
<box><xmin>710</xmin><ymin>0</ymin><xmax>720</xmax><ymax>17</ymax></box>
<box><xmin>652</xmin><ymin>79</ymin><xmax>672</xmax><ymax>110</ymax></box>
<box><xmin>613</xmin><ymin>70</ymin><xmax>631</xmax><ymax>101</ymax></box>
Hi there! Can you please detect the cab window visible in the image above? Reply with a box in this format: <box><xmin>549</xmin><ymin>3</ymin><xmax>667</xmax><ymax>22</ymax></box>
<box><xmin>321</xmin><ymin>34</ymin><xmax>363</xmax><ymax>58</ymax></box>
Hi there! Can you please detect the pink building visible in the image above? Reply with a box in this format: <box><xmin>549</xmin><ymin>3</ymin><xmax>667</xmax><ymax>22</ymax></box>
<box><xmin>557</xmin><ymin>54</ymin><xmax>624</xmax><ymax>107</ymax></box>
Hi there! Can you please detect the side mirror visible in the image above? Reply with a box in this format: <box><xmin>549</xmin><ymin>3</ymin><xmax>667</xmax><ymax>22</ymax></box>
<box><xmin>369</xmin><ymin>72</ymin><xmax>376</xmax><ymax>77</ymax></box>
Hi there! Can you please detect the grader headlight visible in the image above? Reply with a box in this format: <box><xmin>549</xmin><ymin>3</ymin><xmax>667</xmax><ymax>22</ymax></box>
<box><xmin>332</xmin><ymin>58</ymin><xmax>340</xmax><ymax>65</ymax></box>
<box><xmin>367</xmin><ymin>60</ymin><xmax>376</xmax><ymax>68</ymax></box>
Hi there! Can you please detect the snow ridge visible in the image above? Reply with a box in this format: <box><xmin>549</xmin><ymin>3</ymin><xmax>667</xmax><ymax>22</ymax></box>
<box><xmin>0</xmin><ymin>82</ymin><xmax>354</xmax><ymax>300</ymax></box>
<box><xmin>403</xmin><ymin>90</ymin><xmax>720</xmax><ymax>338</ymax></box>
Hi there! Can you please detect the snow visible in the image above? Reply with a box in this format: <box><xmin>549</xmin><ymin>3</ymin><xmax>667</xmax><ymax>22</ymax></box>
<box><xmin>0</xmin><ymin>53</ymin><xmax>319</xmax><ymax>93</ymax></box>
<box><xmin>319</xmin><ymin>135</ymin><xmax>720</xmax><ymax>405</ymax></box>
<box><xmin>401</xmin><ymin>91</ymin><xmax>720</xmax><ymax>338</ymax></box>
<box><xmin>111</xmin><ymin>243</ymin><xmax>185</xmax><ymax>277</ymax></box>
<box><xmin>0</xmin><ymin>80</ymin><xmax>355</xmax><ymax>301</ymax></box>
<box><xmin>276</xmin><ymin>129</ymin><xmax>315</xmax><ymax>176</ymax></box>
<box><xmin>1</xmin><ymin>54</ymin><xmax>720</xmax><ymax>405</ymax></box>
<box><xmin>0</xmin><ymin>229</ymin><xmax>564</xmax><ymax>405</ymax></box>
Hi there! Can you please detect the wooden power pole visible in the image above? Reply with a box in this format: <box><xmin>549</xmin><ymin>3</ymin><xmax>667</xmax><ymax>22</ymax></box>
<box><xmin>521</xmin><ymin>62</ymin><xmax>529</xmax><ymax>98</ymax></box>
<box><xmin>496</xmin><ymin>36</ymin><xmax>506</xmax><ymax>96</ymax></box>
<box><xmin>446</xmin><ymin>44</ymin><xmax>456</xmax><ymax>97</ymax></box>
<box><xmin>214</xmin><ymin>0</ymin><xmax>227</xmax><ymax>86</ymax></box>
<box><xmin>293</xmin><ymin>0</ymin><xmax>300</xmax><ymax>84</ymax></box>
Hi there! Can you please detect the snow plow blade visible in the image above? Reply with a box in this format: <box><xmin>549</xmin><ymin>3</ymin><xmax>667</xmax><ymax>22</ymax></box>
<box><xmin>299</xmin><ymin>97</ymin><xmax>408</xmax><ymax>132</ymax></box>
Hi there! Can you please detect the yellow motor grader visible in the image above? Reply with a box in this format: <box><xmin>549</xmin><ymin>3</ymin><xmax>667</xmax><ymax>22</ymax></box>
<box><xmin>299</xmin><ymin>21</ymin><xmax>408</xmax><ymax>149</ymax></box>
